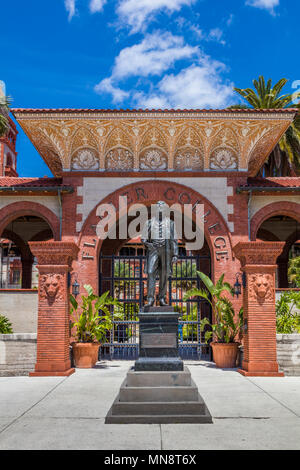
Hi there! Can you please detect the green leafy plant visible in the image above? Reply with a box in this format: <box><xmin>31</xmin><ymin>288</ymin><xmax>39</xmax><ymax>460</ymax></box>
<box><xmin>0</xmin><ymin>315</ymin><xmax>13</xmax><ymax>334</ymax></box>
<box><xmin>70</xmin><ymin>284</ymin><xmax>121</xmax><ymax>343</ymax></box>
<box><xmin>184</xmin><ymin>271</ymin><xmax>243</xmax><ymax>344</ymax></box>
<box><xmin>276</xmin><ymin>291</ymin><xmax>300</xmax><ymax>334</ymax></box>
<box><xmin>288</xmin><ymin>256</ymin><xmax>300</xmax><ymax>287</ymax></box>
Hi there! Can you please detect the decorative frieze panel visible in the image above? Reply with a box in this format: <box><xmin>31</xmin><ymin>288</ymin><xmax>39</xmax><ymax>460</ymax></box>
<box><xmin>71</xmin><ymin>148</ymin><xmax>99</xmax><ymax>170</ymax></box>
<box><xmin>174</xmin><ymin>148</ymin><xmax>204</xmax><ymax>170</ymax></box>
<box><xmin>13</xmin><ymin>110</ymin><xmax>296</xmax><ymax>176</ymax></box>
<box><xmin>210</xmin><ymin>147</ymin><xmax>238</xmax><ymax>170</ymax></box>
<box><xmin>105</xmin><ymin>148</ymin><xmax>134</xmax><ymax>171</ymax></box>
<box><xmin>139</xmin><ymin>148</ymin><xmax>168</xmax><ymax>170</ymax></box>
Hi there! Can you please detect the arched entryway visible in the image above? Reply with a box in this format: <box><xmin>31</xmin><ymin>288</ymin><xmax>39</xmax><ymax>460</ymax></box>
<box><xmin>0</xmin><ymin>203</ymin><xmax>58</xmax><ymax>289</ymax></box>
<box><xmin>99</xmin><ymin>233</ymin><xmax>212</xmax><ymax>360</ymax></box>
<box><xmin>251</xmin><ymin>202</ymin><xmax>300</xmax><ymax>289</ymax></box>
<box><xmin>77</xmin><ymin>180</ymin><xmax>236</xmax><ymax>361</ymax></box>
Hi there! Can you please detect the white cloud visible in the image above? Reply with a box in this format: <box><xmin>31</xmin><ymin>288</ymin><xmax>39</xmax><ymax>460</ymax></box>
<box><xmin>207</xmin><ymin>28</ymin><xmax>226</xmax><ymax>45</ymax></box>
<box><xmin>94</xmin><ymin>78</ymin><xmax>130</xmax><ymax>104</ymax></box>
<box><xmin>94</xmin><ymin>32</ymin><xmax>199</xmax><ymax>103</ymax></box>
<box><xmin>134</xmin><ymin>60</ymin><xmax>234</xmax><ymax>109</ymax></box>
<box><xmin>246</xmin><ymin>0</ymin><xmax>279</xmax><ymax>14</ymax></box>
<box><xmin>112</xmin><ymin>32</ymin><xmax>198</xmax><ymax>79</ymax></box>
<box><xmin>89</xmin><ymin>0</ymin><xmax>107</xmax><ymax>13</ymax></box>
<box><xmin>64</xmin><ymin>0</ymin><xmax>76</xmax><ymax>21</ymax></box>
<box><xmin>117</xmin><ymin>0</ymin><xmax>196</xmax><ymax>34</ymax></box>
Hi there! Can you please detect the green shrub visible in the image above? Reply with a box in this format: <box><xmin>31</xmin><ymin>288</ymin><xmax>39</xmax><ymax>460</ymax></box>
<box><xmin>0</xmin><ymin>315</ymin><xmax>13</xmax><ymax>334</ymax></box>
<box><xmin>276</xmin><ymin>291</ymin><xmax>300</xmax><ymax>334</ymax></box>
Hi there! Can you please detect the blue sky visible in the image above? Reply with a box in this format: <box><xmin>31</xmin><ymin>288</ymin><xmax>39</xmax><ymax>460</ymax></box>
<box><xmin>0</xmin><ymin>0</ymin><xmax>299</xmax><ymax>177</ymax></box>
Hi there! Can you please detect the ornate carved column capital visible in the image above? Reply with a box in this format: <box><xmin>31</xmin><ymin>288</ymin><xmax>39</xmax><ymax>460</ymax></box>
<box><xmin>28</xmin><ymin>241</ymin><xmax>79</xmax><ymax>267</ymax></box>
<box><xmin>233</xmin><ymin>241</ymin><xmax>285</xmax><ymax>268</ymax></box>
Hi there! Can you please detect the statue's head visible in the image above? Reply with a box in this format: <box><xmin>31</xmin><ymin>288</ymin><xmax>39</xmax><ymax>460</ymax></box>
<box><xmin>153</xmin><ymin>200</ymin><xmax>168</xmax><ymax>218</ymax></box>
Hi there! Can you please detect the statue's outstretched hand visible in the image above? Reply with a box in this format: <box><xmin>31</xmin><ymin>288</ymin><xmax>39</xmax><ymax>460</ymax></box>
<box><xmin>172</xmin><ymin>256</ymin><xmax>178</xmax><ymax>263</ymax></box>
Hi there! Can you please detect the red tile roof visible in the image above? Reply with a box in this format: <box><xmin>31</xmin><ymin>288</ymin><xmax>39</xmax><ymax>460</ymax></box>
<box><xmin>11</xmin><ymin>108</ymin><xmax>298</xmax><ymax>114</ymax></box>
<box><xmin>240</xmin><ymin>177</ymin><xmax>300</xmax><ymax>189</ymax></box>
<box><xmin>0</xmin><ymin>177</ymin><xmax>73</xmax><ymax>192</ymax></box>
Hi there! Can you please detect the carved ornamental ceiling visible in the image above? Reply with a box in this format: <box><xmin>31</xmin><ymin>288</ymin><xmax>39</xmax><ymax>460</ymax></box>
<box><xmin>12</xmin><ymin>109</ymin><xmax>296</xmax><ymax>177</ymax></box>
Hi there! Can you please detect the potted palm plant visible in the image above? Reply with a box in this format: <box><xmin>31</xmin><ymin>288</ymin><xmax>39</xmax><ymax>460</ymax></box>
<box><xmin>70</xmin><ymin>284</ymin><xmax>121</xmax><ymax>368</ymax></box>
<box><xmin>184</xmin><ymin>271</ymin><xmax>243</xmax><ymax>368</ymax></box>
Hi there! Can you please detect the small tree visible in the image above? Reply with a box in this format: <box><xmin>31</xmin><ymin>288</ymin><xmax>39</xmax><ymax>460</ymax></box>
<box><xmin>70</xmin><ymin>284</ymin><xmax>121</xmax><ymax>343</ymax></box>
<box><xmin>184</xmin><ymin>271</ymin><xmax>243</xmax><ymax>344</ymax></box>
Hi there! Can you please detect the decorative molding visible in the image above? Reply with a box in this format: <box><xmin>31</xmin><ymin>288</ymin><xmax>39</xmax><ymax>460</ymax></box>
<box><xmin>139</xmin><ymin>148</ymin><xmax>168</xmax><ymax>170</ymax></box>
<box><xmin>105</xmin><ymin>148</ymin><xmax>134</xmax><ymax>171</ymax></box>
<box><xmin>28</xmin><ymin>241</ymin><xmax>79</xmax><ymax>266</ymax></box>
<box><xmin>13</xmin><ymin>113</ymin><xmax>294</xmax><ymax>177</ymax></box>
<box><xmin>71</xmin><ymin>148</ymin><xmax>99</xmax><ymax>170</ymax></box>
<box><xmin>210</xmin><ymin>147</ymin><xmax>238</xmax><ymax>170</ymax></box>
<box><xmin>233</xmin><ymin>241</ymin><xmax>285</xmax><ymax>267</ymax></box>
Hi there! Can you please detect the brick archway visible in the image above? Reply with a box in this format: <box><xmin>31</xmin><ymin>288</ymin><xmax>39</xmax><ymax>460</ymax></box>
<box><xmin>76</xmin><ymin>180</ymin><xmax>236</xmax><ymax>294</ymax></box>
<box><xmin>0</xmin><ymin>201</ymin><xmax>60</xmax><ymax>241</ymax></box>
<box><xmin>251</xmin><ymin>201</ymin><xmax>300</xmax><ymax>240</ymax></box>
<box><xmin>1</xmin><ymin>229</ymin><xmax>34</xmax><ymax>288</ymax></box>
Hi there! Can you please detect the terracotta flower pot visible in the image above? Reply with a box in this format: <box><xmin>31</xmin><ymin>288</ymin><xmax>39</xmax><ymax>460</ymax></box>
<box><xmin>72</xmin><ymin>342</ymin><xmax>100</xmax><ymax>368</ymax></box>
<box><xmin>211</xmin><ymin>342</ymin><xmax>239</xmax><ymax>368</ymax></box>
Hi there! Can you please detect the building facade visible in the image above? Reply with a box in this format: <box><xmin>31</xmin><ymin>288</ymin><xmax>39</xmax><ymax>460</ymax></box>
<box><xmin>0</xmin><ymin>107</ymin><xmax>299</xmax><ymax>377</ymax></box>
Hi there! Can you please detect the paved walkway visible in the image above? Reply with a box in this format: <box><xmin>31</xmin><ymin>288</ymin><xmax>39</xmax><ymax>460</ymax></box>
<box><xmin>0</xmin><ymin>361</ymin><xmax>300</xmax><ymax>450</ymax></box>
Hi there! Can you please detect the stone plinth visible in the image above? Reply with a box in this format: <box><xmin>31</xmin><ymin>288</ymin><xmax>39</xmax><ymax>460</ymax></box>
<box><xmin>106</xmin><ymin>306</ymin><xmax>212</xmax><ymax>424</ymax></box>
<box><xmin>105</xmin><ymin>367</ymin><xmax>212</xmax><ymax>424</ymax></box>
<box><xmin>135</xmin><ymin>307</ymin><xmax>183</xmax><ymax>371</ymax></box>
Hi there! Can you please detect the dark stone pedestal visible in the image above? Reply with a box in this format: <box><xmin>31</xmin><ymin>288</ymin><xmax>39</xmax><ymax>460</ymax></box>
<box><xmin>105</xmin><ymin>306</ymin><xmax>213</xmax><ymax>424</ymax></box>
<box><xmin>135</xmin><ymin>307</ymin><xmax>184</xmax><ymax>372</ymax></box>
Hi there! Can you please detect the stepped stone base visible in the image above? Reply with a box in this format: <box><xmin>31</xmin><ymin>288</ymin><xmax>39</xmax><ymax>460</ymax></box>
<box><xmin>105</xmin><ymin>367</ymin><xmax>212</xmax><ymax>424</ymax></box>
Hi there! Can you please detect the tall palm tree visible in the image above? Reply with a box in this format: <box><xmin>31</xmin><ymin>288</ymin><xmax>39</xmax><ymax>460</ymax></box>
<box><xmin>0</xmin><ymin>95</ymin><xmax>11</xmax><ymax>137</ymax></box>
<box><xmin>230</xmin><ymin>76</ymin><xmax>300</xmax><ymax>176</ymax></box>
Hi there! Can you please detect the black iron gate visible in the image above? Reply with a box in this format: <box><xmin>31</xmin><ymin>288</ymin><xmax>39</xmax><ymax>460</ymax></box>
<box><xmin>99</xmin><ymin>253</ymin><xmax>211</xmax><ymax>360</ymax></box>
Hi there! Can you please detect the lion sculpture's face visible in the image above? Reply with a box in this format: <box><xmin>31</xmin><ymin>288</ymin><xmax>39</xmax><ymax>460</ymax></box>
<box><xmin>43</xmin><ymin>274</ymin><xmax>61</xmax><ymax>299</ymax></box>
<box><xmin>253</xmin><ymin>274</ymin><xmax>271</xmax><ymax>299</ymax></box>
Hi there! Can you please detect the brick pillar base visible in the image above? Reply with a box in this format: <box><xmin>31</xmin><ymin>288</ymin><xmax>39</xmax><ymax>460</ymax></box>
<box><xmin>28</xmin><ymin>241</ymin><xmax>79</xmax><ymax>377</ymax></box>
<box><xmin>233</xmin><ymin>242</ymin><xmax>285</xmax><ymax>377</ymax></box>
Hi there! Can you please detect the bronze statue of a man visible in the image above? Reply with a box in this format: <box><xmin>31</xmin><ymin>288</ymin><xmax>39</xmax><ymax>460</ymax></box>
<box><xmin>141</xmin><ymin>201</ymin><xmax>178</xmax><ymax>307</ymax></box>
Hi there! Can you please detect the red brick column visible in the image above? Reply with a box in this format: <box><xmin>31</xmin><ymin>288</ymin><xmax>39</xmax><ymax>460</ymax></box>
<box><xmin>233</xmin><ymin>241</ymin><xmax>285</xmax><ymax>377</ymax></box>
<box><xmin>28</xmin><ymin>241</ymin><xmax>79</xmax><ymax>377</ymax></box>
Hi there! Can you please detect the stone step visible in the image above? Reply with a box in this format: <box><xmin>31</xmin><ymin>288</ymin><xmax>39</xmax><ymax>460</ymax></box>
<box><xmin>105</xmin><ymin>410</ymin><xmax>213</xmax><ymax>424</ymax></box>
<box><xmin>135</xmin><ymin>357</ymin><xmax>183</xmax><ymax>372</ymax></box>
<box><xmin>119</xmin><ymin>382</ymin><xmax>199</xmax><ymax>402</ymax></box>
<box><xmin>126</xmin><ymin>367</ymin><xmax>192</xmax><ymax>387</ymax></box>
<box><xmin>111</xmin><ymin>394</ymin><xmax>206</xmax><ymax>415</ymax></box>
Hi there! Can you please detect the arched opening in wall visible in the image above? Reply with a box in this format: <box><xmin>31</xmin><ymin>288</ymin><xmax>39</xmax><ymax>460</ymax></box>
<box><xmin>256</xmin><ymin>215</ymin><xmax>300</xmax><ymax>289</ymax></box>
<box><xmin>98</xmin><ymin>211</ymin><xmax>212</xmax><ymax>361</ymax></box>
<box><xmin>0</xmin><ymin>216</ymin><xmax>53</xmax><ymax>289</ymax></box>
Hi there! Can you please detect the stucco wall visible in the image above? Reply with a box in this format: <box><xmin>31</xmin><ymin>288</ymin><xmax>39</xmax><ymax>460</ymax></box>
<box><xmin>251</xmin><ymin>195</ymin><xmax>300</xmax><ymax>219</ymax></box>
<box><xmin>0</xmin><ymin>195</ymin><xmax>60</xmax><ymax>218</ymax></box>
<box><xmin>0</xmin><ymin>290</ymin><xmax>38</xmax><ymax>333</ymax></box>
<box><xmin>0</xmin><ymin>333</ymin><xmax>36</xmax><ymax>376</ymax></box>
<box><xmin>76</xmin><ymin>176</ymin><xmax>234</xmax><ymax>233</ymax></box>
<box><xmin>277</xmin><ymin>334</ymin><xmax>300</xmax><ymax>376</ymax></box>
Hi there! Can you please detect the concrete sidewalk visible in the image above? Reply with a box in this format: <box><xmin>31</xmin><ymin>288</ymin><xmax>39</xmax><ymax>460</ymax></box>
<box><xmin>0</xmin><ymin>360</ymin><xmax>299</xmax><ymax>450</ymax></box>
